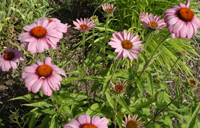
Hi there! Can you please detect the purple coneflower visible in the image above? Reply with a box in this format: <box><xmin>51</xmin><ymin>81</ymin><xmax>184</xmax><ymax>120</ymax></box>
<box><xmin>109</xmin><ymin>30</ymin><xmax>143</xmax><ymax>61</ymax></box>
<box><xmin>0</xmin><ymin>45</ymin><xmax>25</xmax><ymax>71</ymax></box>
<box><xmin>22</xmin><ymin>57</ymin><xmax>66</xmax><ymax>96</ymax></box>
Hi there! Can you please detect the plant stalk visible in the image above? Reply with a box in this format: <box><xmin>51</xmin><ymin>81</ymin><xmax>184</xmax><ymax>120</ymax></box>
<box><xmin>145</xmin><ymin>89</ymin><xmax>188</xmax><ymax>126</ymax></box>
<box><xmin>139</xmin><ymin>33</ymin><xmax>171</xmax><ymax>77</ymax></box>
<box><xmin>39</xmin><ymin>53</ymin><xmax>43</xmax><ymax>62</ymax></box>
<box><xmin>82</xmin><ymin>32</ymin><xmax>88</xmax><ymax>95</ymax></box>
<box><xmin>114</xmin><ymin>94</ymin><xmax>118</xmax><ymax>128</ymax></box>
<box><xmin>103</xmin><ymin>16</ymin><xmax>109</xmax><ymax>68</ymax></box>
<box><xmin>162</xmin><ymin>56</ymin><xmax>181</xmax><ymax>81</ymax></box>
<box><xmin>50</xmin><ymin>48</ymin><xmax>54</xmax><ymax>64</ymax></box>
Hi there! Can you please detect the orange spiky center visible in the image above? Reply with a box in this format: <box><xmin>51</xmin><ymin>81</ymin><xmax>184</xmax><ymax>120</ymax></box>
<box><xmin>31</xmin><ymin>26</ymin><xmax>46</xmax><ymax>39</ymax></box>
<box><xmin>178</xmin><ymin>8</ymin><xmax>194</xmax><ymax>21</ymax></box>
<box><xmin>122</xmin><ymin>40</ymin><xmax>133</xmax><ymax>50</ymax></box>
<box><xmin>127</xmin><ymin>120</ymin><xmax>138</xmax><ymax>128</ymax></box>
<box><xmin>37</xmin><ymin>65</ymin><xmax>52</xmax><ymax>78</ymax></box>
<box><xmin>82</xmin><ymin>124</ymin><xmax>97</xmax><ymax>128</ymax></box>
<box><xmin>105</xmin><ymin>8</ymin><xmax>113</xmax><ymax>14</ymax></box>
<box><xmin>3</xmin><ymin>52</ymin><xmax>15</xmax><ymax>60</ymax></box>
<box><xmin>150</xmin><ymin>22</ymin><xmax>158</xmax><ymax>27</ymax></box>
<box><xmin>80</xmin><ymin>24</ymin><xmax>88</xmax><ymax>30</ymax></box>
<box><xmin>115</xmin><ymin>85</ymin><xmax>123</xmax><ymax>93</ymax></box>
<box><xmin>48</xmin><ymin>19</ymin><xmax>53</xmax><ymax>23</ymax></box>
<box><xmin>189</xmin><ymin>79</ymin><xmax>196</xmax><ymax>86</ymax></box>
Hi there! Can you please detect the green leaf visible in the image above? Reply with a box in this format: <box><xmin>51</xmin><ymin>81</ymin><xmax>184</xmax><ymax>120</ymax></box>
<box><xmin>90</xmin><ymin>82</ymin><xmax>102</xmax><ymax>93</ymax></box>
<box><xmin>9</xmin><ymin>94</ymin><xmax>37</xmax><ymax>102</ymax></box>
<box><xmin>29</xmin><ymin>112</ymin><xmax>42</xmax><ymax>128</ymax></box>
<box><xmin>164</xmin><ymin>116</ymin><xmax>174</xmax><ymax>128</ymax></box>
<box><xmin>40</xmin><ymin>107</ymin><xmax>56</xmax><ymax>114</ymax></box>
<box><xmin>147</xmin><ymin>122</ymin><xmax>162</xmax><ymax>128</ymax></box>
<box><xmin>118</xmin><ymin>96</ymin><xmax>133</xmax><ymax>117</ymax></box>
<box><xmin>23</xmin><ymin>101</ymin><xmax>53</xmax><ymax>107</ymax></box>
<box><xmin>116</xmin><ymin>115</ymin><xmax>123</xmax><ymax>128</ymax></box>
<box><xmin>175</xmin><ymin>79</ymin><xmax>182</xmax><ymax>106</ymax></box>
<box><xmin>49</xmin><ymin>114</ymin><xmax>58</xmax><ymax>128</ymax></box>
<box><xmin>105</xmin><ymin>92</ymin><xmax>115</xmax><ymax>109</ymax></box>
<box><xmin>61</xmin><ymin>77</ymin><xmax>83</xmax><ymax>85</ymax></box>
<box><xmin>40</xmin><ymin>115</ymin><xmax>51</xmax><ymax>128</ymax></box>
<box><xmin>146</xmin><ymin>72</ymin><xmax>154</xmax><ymax>97</ymax></box>
<box><xmin>157</xmin><ymin>91</ymin><xmax>164</xmax><ymax>105</ymax></box>
<box><xmin>86</xmin><ymin>103</ymin><xmax>100</xmax><ymax>116</ymax></box>
<box><xmin>186</xmin><ymin>104</ymin><xmax>200</xmax><ymax>128</ymax></box>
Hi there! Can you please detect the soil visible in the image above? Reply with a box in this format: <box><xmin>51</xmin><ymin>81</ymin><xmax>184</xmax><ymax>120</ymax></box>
<box><xmin>0</xmin><ymin>0</ymin><xmax>200</xmax><ymax>128</ymax></box>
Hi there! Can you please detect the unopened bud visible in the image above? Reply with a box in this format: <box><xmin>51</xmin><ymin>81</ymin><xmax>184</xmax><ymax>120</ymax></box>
<box><xmin>187</xmin><ymin>78</ymin><xmax>198</xmax><ymax>88</ymax></box>
<box><xmin>90</xmin><ymin>15</ymin><xmax>99</xmax><ymax>26</ymax></box>
<box><xmin>178</xmin><ymin>49</ymin><xmax>187</xmax><ymax>56</ymax></box>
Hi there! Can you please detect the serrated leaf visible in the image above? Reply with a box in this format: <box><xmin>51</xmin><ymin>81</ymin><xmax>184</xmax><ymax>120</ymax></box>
<box><xmin>86</xmin><ymin>103</ymin><xmax>100</xmax><ymax>116</ymax></box>
<box><xmin>9</xmin><ymin>94</ymin><xmax>37</xmax><ymax>102</ymax></box>
<box><xmin>23</xmin><ymin>101</ymin><xmax>53</xmax><ymax>107</ymax></box>
<box><xmin>105</xmin><ymin>92</ymin><xmax>115</xmax><ymax>109</ymax></box>
<box><xmin>118</xmin><ymin>96</ymin><xmax>133</xmax><ymax>117</ymax></box>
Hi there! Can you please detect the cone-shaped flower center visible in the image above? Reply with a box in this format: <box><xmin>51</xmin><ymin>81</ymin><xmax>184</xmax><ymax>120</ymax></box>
<box><xmin>115</xmin><ymin>85</ymin><xmax>123</xmax><ymax>93</ymax></box>
<box><xmin>189</xmin><ymin>79</ymin><xmax>196</xmax><ymax>86</ymax></box>
<box><xmin>178</xmin><ymin>8</ymin><xmax>194</xmax><ymax>21</ymax></box>
<box><xmin>37</xmin><ymin>65</ymin><xmax>52</xmax><ymax>78</ymax></box>
<box><xmin>48</xmin><ymin>19</ymin><xmax>53</xmax><ymax>23</ymax></box>
<box><xmin>82</xmin><ymin>124</ymin><xmax>97</xmax><ymax>128</ymax></box>
<box><xmin>150</xmin><ymin>22</ymin><xmax>158</xmax><ymax>27</ymax></box>
<box><xmin>31</xmin><ymin>26</ymin><xmax>47</xmax><ymax>39</ymax></box>
<box><xmin>127</xmin><ymin>120</ymin><xmax>138</xmax><ymax>128</ymax></box>
<box><xmin>3</xmin><ymin>52</ymin><xmax>15</xmax><ymax>60</ymax></box>
<box><xmin>105</xmin><ymin>8</ymin><xmax>113</xmax><ymax>14</ymax></box>
<box><xmin>122</xmin><ymin>40</ymin><xmax>133</xmax><ymax>50</ymax></box>
<box><xmin>80</xmin><ymin>24</ymin><xmax>88</xmax><ymax>30</ymax></box>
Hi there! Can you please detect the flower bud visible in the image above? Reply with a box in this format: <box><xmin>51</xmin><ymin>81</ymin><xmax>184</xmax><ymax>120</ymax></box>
<box><xmin>178</xmin><ymin>49</ymin><xmax>187</xmax><ymax>56</ymax></box>
<box><xmin>90</xmin><ymin>15</ymin><xmax>99</xmax><ymax>26</ymax></box>
<box><xmin>187</xmin><ymin>78</ymin><xmax>198</xmax><ymax>88</ymax></box>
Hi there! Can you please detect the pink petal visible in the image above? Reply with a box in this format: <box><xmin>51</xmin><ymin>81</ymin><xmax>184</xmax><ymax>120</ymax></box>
<box><xmin>41</xmin><ymin>79</ymin><xmax>52</xmax><ymax>96</ymax></box>
<box><xmin>116</xmin><ymin>50</ymin><xmax>123</xmax><ymax>60</ymax></box>
<box><xmin>37</xmin><ymin>39</ymin><xmax>45</xmax><ymax>53</ymax></box>
<box><xmin>77</xmin><ymin>114</ymin><xmax>91</xmax><ymax>124</ymax></box>
<box><xmin>10</xmin><ymin>61</ymin><xmax>17</xmax><ymax>69</ymax></box>
<box><xmin>32</xmin><ymin>78</ymin><xmax>43</xmax><ymax>93</ymax></box>
<box><xmin>28</xmin><ymin>41</ymin><xmax>37</xmax><ymax>54</ymax></box>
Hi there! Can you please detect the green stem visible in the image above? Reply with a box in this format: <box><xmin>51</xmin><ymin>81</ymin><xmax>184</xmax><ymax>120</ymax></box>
<box><xmin>110</xmin><ymin>59</ymin><xmax>120</xmax><ymax>82</ymax></box>
<box><xmin>103</xmin><ymin>17</ymin><xmax>109</xmax><ymax>68</ymax></box>
<box><xmin>82</xmin><ymin>32</ymin><xmax>88</xmax><ymax>95</ymax></box>
<box><xmin>139</xmin><ymin>33</ymin><xmax>171</xmax><ymax>77</ymax></box>
<box><xmin>92</xmin><ymin>27</ymin><xmax>96</xmax><ymax>72</ymax></box>
<box><xmin>114</xmin><ymin>94</ymin><xmax>118</xmax><ymax>128</ymax></box>
<box><xmin>61</xmin><ymin>38</ymin><xmax>65</xmax><ymax>59</ymax></box>
<box><xmin>50</xmin><ymin>48</ymin><xmax>54</xmax><ymax>64</ymax></box>
<box><xmin>145</xmin><ymin>89</ymin><xmax>188</xmax><ymax>126</ymax></box>
<box><xmin>82</xmin><ymin>32</ymin><xmax>86</xmax><ymax>76</ymax></box>
<box><xmin>162</xmin><ymin>56</ymin><xmax>181</xmax><ymax>81</ymax></box>
<box><xmin>16</xmin><ymin>67</ymin><xmax>22</xmax><ymax>77</ymax></box>
<box><xmin>39</xmin><ymin>53</ymin><xmax>43</xmax><ymax>62</ymax></box>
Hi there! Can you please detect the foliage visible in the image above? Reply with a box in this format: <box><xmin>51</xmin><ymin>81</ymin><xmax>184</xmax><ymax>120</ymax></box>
<box><xmin>1</xmin><ymin>0</ymin><xmax>200</xmax><ymax>128</ymax></box>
